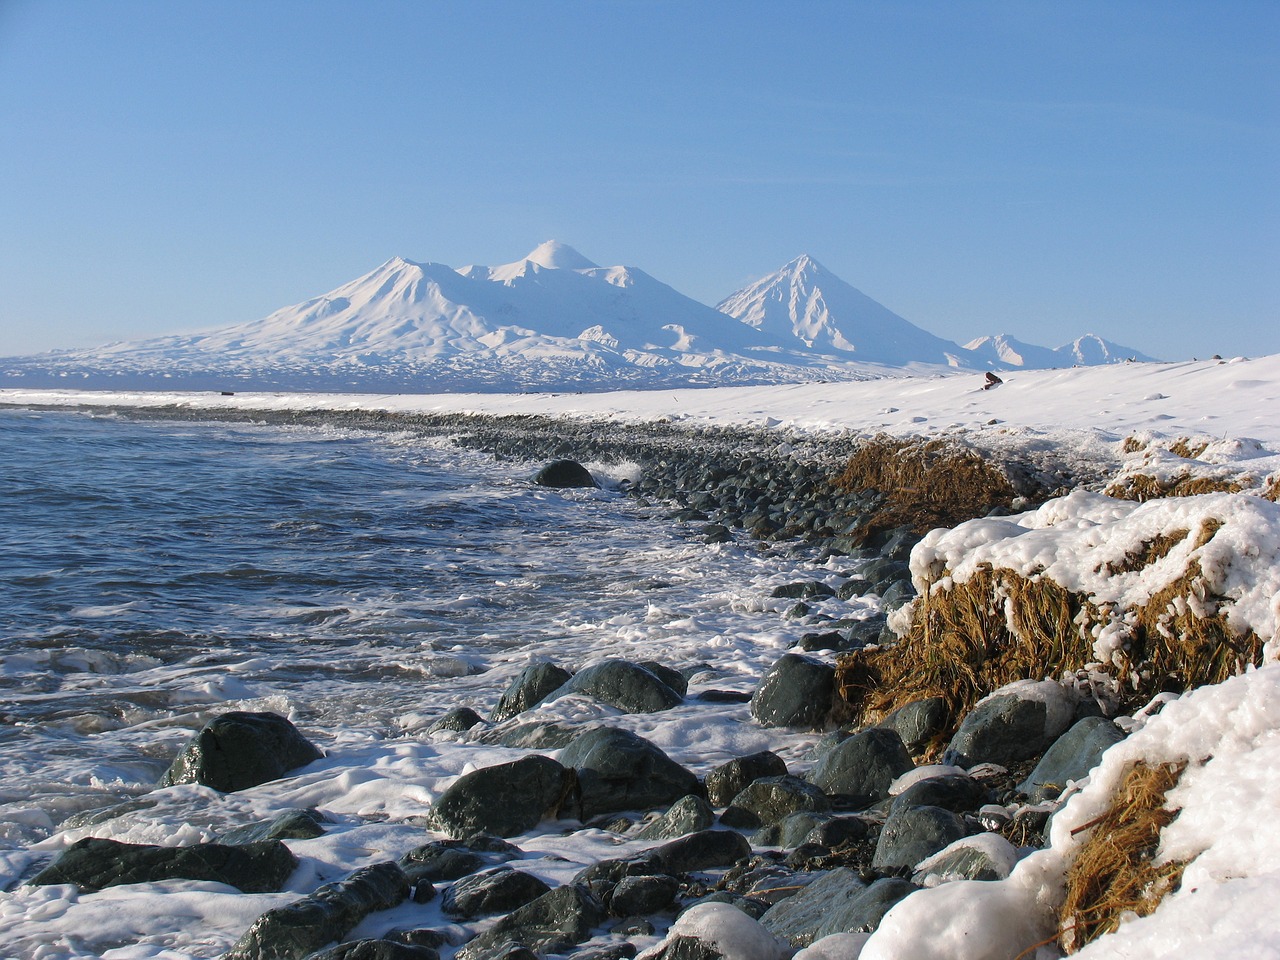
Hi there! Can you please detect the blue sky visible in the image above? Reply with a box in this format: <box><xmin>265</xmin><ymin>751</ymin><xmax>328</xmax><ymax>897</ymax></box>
<box><xmin>1</xmin><ymin>0</ymin><xmax>1276</xmax><ymax>360</ymax></box>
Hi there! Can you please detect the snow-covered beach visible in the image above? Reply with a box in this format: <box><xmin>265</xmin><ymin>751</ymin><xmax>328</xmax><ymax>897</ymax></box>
<box><xmin>2</xmin><ymin>354</ymin><xmax>1279</xmax><ymax>960</ymax></box>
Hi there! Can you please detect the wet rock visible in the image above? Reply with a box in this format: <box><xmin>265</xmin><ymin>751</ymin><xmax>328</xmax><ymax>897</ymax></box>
<box><xmin>558</xmin><ymin>727</ymin><xmax>699</xmax><ymax>820</ymax></box>
<box><xmin>771</xmin><ymin>581</ymin><xmax>836</xmax><ymax>600</ymax></box>
<box><xmin>576</xmin><ymin>830</ymin><xmax>751</xmax><ymax>892</ymax></box>
<box><xmin>945</xmin><ymin>680</ymin><xmax>1075</xmax><ymax>768</ymax></box>
<box><xmin>491</xmin><ymin>662</ymin><xmax>574</xmax><ymax>723</ymax></box>
<box><xmin>571</xmin><ymin>945</ymin><xmax>638</xmax><ymax>960</ymax></box>
<box><xmin>752</xmin><ymin>811</ymin><xmax>839</xmax><ymax>850</ymax></box>
<box><xmin>807</xmin><ymin>728</ymin><xmax>913</xmax><ymax>809</ymax></box>
<box><xmin>223</xmin><ymin>861</ymin><xmax>409</xmax><ymax>960</ymax></box>
<box><xmin>758</xmin><ymin>867</ymin><xmax>864</xmax><ymax>945</ymax></box>
<box><xmin>549</xmin><ymin>660</ymin><xmax>684</xmax><ymax>714</ymax></box>
<box><xmin>534</xmin><ymin>460</ymin><xmax>598</xmax><ymax>489</ymax></box>
<box><xmin>872</xmin><ymin>804</ymin><xmax>968</xmax><ymax>872</ymax></box>
<box><xmin>397</xmin><ymin>839</ymin><xmax>518</xmax><ymax>885</ymax></box>
<box><xmin>464</xmin><ymin>944</ymin><xmax>538</xmax><ymax>960</ymax></box>
<box><xmin>877</xmin><ymin>697</ymin><xmax>948</xmax><ymax>756</ymax></box>
<box><xmin>702</xmin><ymin>523</ymin><xmax>733</xmax><ymax>544</ymax></box>
<box><xmin>431</xmin><ymin>754</ymin><xmax>572</xmax><ymax>838</ymax></box>
<box><xmin>1018</xmin><ymin>716</ymin><xmax>1126</xmax><ymax>803</ymax></box>
<box><xmin>704</xmin><ymin>751</ymin><xmax>788</xmax><ymax>808</ymax></box>
<box><xmin>749</xmin><ymin>654</ymin><xmax>835</xmax><ymax>730</ymax></box>
<box><xmin>158</xmin><ymin>711</ymin><xmax>323</xmax><ymax>793</ymax></box>
<box><xmin>878</xmin><ymin>579</ymin><xmax>917</xmax><ymax>611</ymax></box>
<box><xmin>720</xmin><ymin>776</ymin><xmax>830</xmax><ymax>830</ymax></box>
<box><xmin>456</xmin><ymin>883</ymin><xmax>606</xmax><ymax>959</ymax></box>
<box><xmin>219</xmin><ymin>808</ymin><xmax>328</xmax><ymax>845</ymax></box>
<box><xmin>803</xmin><ymin>815</ymin><xmax>870</xmax><ymax>848</ymax></box>
<box><xmin>28</xmin><ymin>836</ymin><xmax>297</xmax><ymax>893</ymax></box>
<box><xmin>308</xmin><ymin>941</ymin><xmax>440</xmax><ymax>960</ymax></box>
<box><xmin>639</xmin><ymin>661</ymin><xmax>690</xmax><ymax>697</ymax></box>
<box><xmin>441</xmin><ymin>867</ymin><xmax>553</xmax><ymax>919</ymax></box>
<box><xmin>487</xmin><ymin>719</ymin><xmax>581</xmax><ymax>749</ymax></box>
<box><xmin>427</xmin><ymin>707</ymin><xmax>484</xmax><ymax>735</ymax></box>
<box><xmin>607</xmin><ymin>874</ymin><xmax>680</xmax><ymax>916</ymax></box>
<box><xmin>635</xmin><ymin>795</ymin><xmax>715</xmax><ymax>840</ymax></box>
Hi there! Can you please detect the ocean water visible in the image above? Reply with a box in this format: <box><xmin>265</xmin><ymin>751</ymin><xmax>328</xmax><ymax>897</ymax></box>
<box><xmin>0</xmin><ymin>408</ymin><xmax>875</xmax><ymax>959</ymax></box>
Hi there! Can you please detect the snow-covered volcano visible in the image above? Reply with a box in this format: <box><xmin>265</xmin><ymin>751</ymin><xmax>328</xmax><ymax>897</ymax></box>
<box><xmin>0</xmin><ymin>243</ymin><xmax>867</xmax><ymax>393</ymax></box>
<box><xmin>716</xmin><ymin>254</ymin><xmax>967</xmax><ymax>366</ymax></box>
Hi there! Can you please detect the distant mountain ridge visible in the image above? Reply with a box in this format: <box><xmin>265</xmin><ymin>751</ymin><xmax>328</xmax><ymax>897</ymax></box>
<box><xmin>0</xmin><ymin>242</ymin><xmax>1157</xmax><ymax>393</ymax></box>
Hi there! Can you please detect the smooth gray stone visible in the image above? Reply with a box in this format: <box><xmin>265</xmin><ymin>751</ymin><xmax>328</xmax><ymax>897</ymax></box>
<box><xmin>158</xmin><ymin>711</ymin><xmax>323</xmax><ymax>793</ymax></box>
<box><xmin>872</xmin><ymin>805</ymin><xmax>968</xmax><ymax>872</ymax></box>
<box><xmin>704</xmin><ymin>751</ymin><xmax>788</xmax><ymax>807</ymax></box>
<box><xmin>758</xmin><ymin>867</ymin><xmax>865</xmax><ymax>946</ymax></box>
<box><xmin>441</xmin><ymin>867</ymin><xmax>552</xmax><ymax>919</ymax></box>
<box><xmin>945</xmin><ymin>692</ymin><xmax>1071</xmax><ymax>768</ymax></box>
<box><xmin>549</xmin><ymin>660</ymin><xmax>684</xmax><ymax>714</ymax></box>
<box><xmin>1018</xmin><ymin>716</ymin><xmax>1126</xmax><ymax>802</ymax></box>
<box><xmin>635</xmin><ymin>795</ymin><xmax>715</xmax><ymax>840</ymax></box>
<box><xmin>890</xmin><ymin>774</ymin><xmax>987</xmax><ymax>814</ymax></box>
<box><xmin>558</xmin><ymin>727</ymin><xmax>699</xmax><ymax>820</ymax></box>
<box><xmin>749</xmin><ymin>654</ymin><xmax>835</xmax><ymax>730</ymax></box>
<box><xmin>913</xmin><ymin>835</ymin><xmax>1019</xmax><ymax>884</ymax></box>
<box><xmin>807</xmin><ymin>727</ymin><xmax>913</xmax><ymax>809</ymax></box>
<box><xmin>308</xmin><ymin>940</ymin><xmax>440</xmax><ymax>960</ymax></box>
<box><xmin>877</xmin><ymin>697</ymin><xmax>948</xmax><ymax>755</ymax></box>
<box><xmin>491</xmin><ymin>662</ymin><xmax>573</xmax><ymax>723</ymax></box>
<box><xmin>720</xmin><ymin>775</ymin><xmax>830</xmax><ymax>830</ymax></box>
<box><xmin>752</xmin><ymin>811</ymin><xmax>831</xmax><ymax>849</ymax></box>
<box><xmin>533</xmin><ymin>460</ymin><xmax>598</xmax><ymax>488</ymax></box>
<box><xmin>223</xmin><ymin>861</ymin><xmax>409</xmax><ymax>960</ymax></box>
<box><xmin>427</xmin><ymin>707</ymin><xmax>484</xmax><ymax>735</ymax></box>
<box><xmin>219</xmin><ymin>808</ymin><xmax>328</xmax><ymax>845</ymax></box>
<box><xmin>28</xmin><ymin>836</ymin><xmax>297</xmax><ymax>893</ymax></box>
<box><xmin>607</xmin><ymin>873</ymin><xmax>680</xmax><ymax>916</ymax></box>
<box><xmin>455</xmin><ymin>883</ymin><xmax>606</xmax><ymax>959</ymax></box>
<box><xmin>431</xmin><ymin>754</ymin><xmax>572</xmax><ymax>838</ymax></box>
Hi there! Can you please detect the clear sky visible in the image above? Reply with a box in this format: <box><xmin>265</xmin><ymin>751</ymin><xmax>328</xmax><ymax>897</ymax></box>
<box><xmin>1</xmin><ymin>0</ymin><xmax>1276</xmax><ymax>361</ymax></box>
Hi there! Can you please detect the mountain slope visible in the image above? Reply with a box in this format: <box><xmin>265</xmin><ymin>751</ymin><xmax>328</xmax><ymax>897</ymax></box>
<box><xmin>716</xmin><ymin>254</ymin><xmax>966</xmax><ymax>367</ymax></box>
<box><xmin>964</xmin><ymin>333</ymin><xmax>1158</xmax><ymax>368</ymax></box>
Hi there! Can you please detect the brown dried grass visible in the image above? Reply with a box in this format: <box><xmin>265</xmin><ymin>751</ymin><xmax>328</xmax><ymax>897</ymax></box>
<box><xmin>835</xmin><ymin>436</ymin><xmax>1019</xmax><ymax>539</ymax></box>
<box><xmin>1059</xmin><ymin>761</ymin><xmax>1188</xmax><ymax>952</ymax></box>
<box><xmin>1263</xmin><ymin>476</ymin><xmax>1280</xmax><ymax>503</ymax></box>
<box><xmin>1167</xmin><ymin>437</ymin><xmax>1210</xmax><ymax>460</ymax></box>
<box><xmin>834</xmin><ymin>519</ymin><xmax>1263</xmax><ymax>736</ymax></box>
<box><xmin>1104</xmin><ymin>473</ymin><xmax>1244</xmax><ymax>502</ymax></box>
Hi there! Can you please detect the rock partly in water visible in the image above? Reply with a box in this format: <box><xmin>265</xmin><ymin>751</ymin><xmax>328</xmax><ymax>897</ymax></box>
<box><xmin>607</xmin><ymin>873</ymin><xmax>681</xmax><ymax>917</ymax></box>
<box><xmin>427</xmin><ymin>707</ymin><xmax>485</xmax><ymax>736</ymax></box>
<box><xmin>223</xmin><ymin>861</ymin><xmax>409</xmax><ymax>960</ymax></box>
<box><xmin>912</xmin><ymin>833</ymin><xmax>1022</xmax><ymax>885</ymax></box>
<box><xmin>641</xmin><ymin>901</ymin><xmax>791</xmax><ymax>960</ymax></box>
<box><xmin>219</xmin><ymin>808</ymin><xmax>329</xmax><ymax>845</ymax></box>
<box><xmin>720</xmin><ymin>776</ymin><xmax>830</xmax><ymax>830</ymax></box>
<box><xmin>456</xmin><ymin>883</ymin><xmax>606</xmax><ymax>959</ymax></box>
<box><xmin>491</xmin><ymin>662</ymin><xmax>574</xmax><ymax>723</ymax></box>
<box><xmin>158</xmin><ymin>711</ymin><xmax>323</xmax><ymax>793</ymax></box>
<box><xmin>549</xmin><ymin>660</ymin><xmax>684</xmax><ymax>714</ymax></box>
<box><xmin>28</xmin><ymin>837</ymin><xmax>298</xmax><ymax>893</ymax></box>
<box><xmin>634</xmin><ymin>795</ymin><xmax>715</xmax><ymax>840</ymax></box>
<box><xmin>704</xmin><ymin>751</ymin><xmax>789</xmax><ymax>808</ymax></box>
<box><xmin>397</xmin><ymin>838</ymin><xmax>519</xmax><ymax>885</ymax></box>
<box><xmin>308</xmin><ymin>940</ymin><xmax>441</xmax><ymax>960</ymax></box>
<box><xmin>558</xmin><ymin>727</ymin><xmax>700</xmax><ymax>820</ymax></box>
<box><xmin>806</xmin><ymin>728</ymin><xmax>913</xmax><ymax>809</ymax></box>
<box><xmin>533</xmin><ymin>460</ymin><xmax>598</xmax><ymax>489</ymax></box>
<box><xmin>1018</xmin><ymin>715</ymin><xmax>1126</xmax><ymax>803</ymax></box>
<box><xmin>441</xmin><ymin>867</ymin><xmax>553</xmax><ymax>919</ymax></box>
<box><xmin>749</xmin><ymin>655</ymin><xmax>835</xmax><ymax>731</ymax></box>
<box><xmin>431</xmin><ymin>755</ymin><xmax>572</xmax><ymax>839</ymax></box>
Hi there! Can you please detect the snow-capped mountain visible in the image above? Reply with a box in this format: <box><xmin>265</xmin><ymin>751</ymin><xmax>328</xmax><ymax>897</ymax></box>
<box><xmin>963</xmin><ymin>333</ymin><xmax>1157</xmax><ymax>369</ymax></box>
<box><xmin>1</xmin><ymin>243</ymin><xmax>866</xmax><ymax>393</ymax></box>
<box><xmin>0</xmin><ymin>242</ymin><xmax>1159</xmax><ymax>394</ymax></box>
<box><xmin>716</xmin><ymin>254</ymin><xmax>966</xmax><ymax>367</ymax></box>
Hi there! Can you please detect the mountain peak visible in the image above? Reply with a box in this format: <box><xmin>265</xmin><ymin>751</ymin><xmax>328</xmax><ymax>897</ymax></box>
<box><xmin>784</xmin><ymin>253</ymin><xmax>825</xmax><ymax>275</ymax></box>
<box><xmin>523</xmin><ymin>241</ymin><xmax>598</xmax><ymax>271</ymax></box>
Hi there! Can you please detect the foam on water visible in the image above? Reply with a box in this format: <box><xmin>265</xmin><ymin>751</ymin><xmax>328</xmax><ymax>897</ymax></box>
<box><xmin>0</xmin><ymin>408</ymin><xmax>876</xmax><ymax>958</ymax></box>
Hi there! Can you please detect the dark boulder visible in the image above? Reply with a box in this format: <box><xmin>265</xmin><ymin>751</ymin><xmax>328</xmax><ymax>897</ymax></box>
<box><xmin>491</xmin><ymin>662</ymin><xmax>574</xmax><ymax>723</ymax></box>
<box><xmin>1018</xmin><ymin>716</ymin><xmax>1126</xmax><ymax>803</ymax></box>
<box><xmin>308</xmin><ymin>941</ymin><xmax>440</xmax><ymax>960</ymax></box>
<box><xmin>456</xmin><ymin>883</ymin><xmax>606</xmax><ymax>959</ymax></box>
<box><xmin>749</xmin><ymin>654</ymin><xmax>835</xmax><ymax>730</ymax></box>
<box><xmin>872</xmin><ymin>804</ymin><xmax>968</xmax><ymax>872</ymax></box>
<box><xmin>158</xmin><ymin>711</ymin><xmax>323</xmax><ymax>793</ymax></box>
<box><xmin>639</xmin><ymin>661</ymin><xmax>690</xmax><ymax>697</ymax></box>
<box><xmin>758</xmin><ymin>867</ymin><xmax>864</xmax><ymax>945</ymax></box>
<box><xmin>607</xmin><ymin>873</ymin><xmax>680</xmax><ymax>916</ymax></box>
<box><xmin>397</xmin><ymin>838</ymin><xmax>519</xmax><ymax>885</ymax></box>
<box><xmin>427</xmin><ymin>707</ymin><xmax>484</xmax><ymax>736</ymax></box>
<box><xmin>223</xmin><ymin>861</ymin><xmax>409</xmax><ymax>960</ymax></box>
<box><xmin>807</xmin><ymin>727</ymin><xmax>913</xmax><ymax>809</ymax></box>
<box><xmin>441</xmin><ymin>867</ymin><xmax>553</xmax><ymax>919</ymax></box>
<box><xmin>877</xmin><ymin>697</ymin><xmax>949</xmax><ymax>756</ymax></box>
<box><xmin>720</xmin><ymin>776</ymin><xmax>830</xmax><ymax>830</ymax></box>
<box><xmin>219</xmin><ymin>808</ymin><xmax>328</xmax><ymax>845</ymax></box>
<box><xmin>431</xmin><ymin>755</ymin><xmax>572</xmax><ymax>838</ymax></box>
<box><xmin>890</xmin><ymin>774</ymin><xmax>987</xmax><ymax>814</ymax></box>
<box><xmin>704</xmin><ymin>750</ymin><xmax>789</xmax><ymax>808</ymax></box>
<box><xmin>751</xmin><ymin>811</ymin><xmax>831</xmax><ymax>849</ymax></box>
<box><xmin>533</xmin><ymin>460</ymin><xmax>598</xmax><ymax>489</ymax></box>
<box><xmin>28</xmin><ymin>837</ymin><xmax>297</xmax><ymax>893</ymax></box>
<box><xmin>634</xmin><ymin>795</ymin><xmax>714</xmax><ymax>840</ymax></box>
<box><xmin>549</xmin><ymin>660</ymin><xmax>683</xmax><ymax>714</ymax></box>
<box><xmin>558</xmin><ymin>727</ymin><xmax>699</xmax><ymax>820</ymax></box>
<box><xmin>945</xmin><ymin>687</ymin><xmax>1073</xmax><ymax>768</ymax></box>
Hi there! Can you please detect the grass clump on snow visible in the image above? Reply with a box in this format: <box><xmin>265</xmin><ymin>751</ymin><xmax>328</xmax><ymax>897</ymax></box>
<box><xmin>1058</xmin><ymin>760</ymin><xmax>1188</xmax><ymax>952</ymax></box>
<box><xmin>835</xmin><ymin>490</ymin><xmax>1277</xmax><ymax>737</ymax></box>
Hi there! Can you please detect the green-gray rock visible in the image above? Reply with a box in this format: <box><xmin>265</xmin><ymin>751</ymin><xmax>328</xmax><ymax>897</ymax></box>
<box><xmin>431</xmin><ymin>754</ymin><xmax>572</xmax><ymax>838</ymax></box>
<box><xmin>158</xmin><ymin>711</ymin><xmax>323</xmax><ymax>793</ymax></box>
<box><xmin>28</xmin><ymin>837</ymin><xmax>297</xmax><ymax>893</ymax></box>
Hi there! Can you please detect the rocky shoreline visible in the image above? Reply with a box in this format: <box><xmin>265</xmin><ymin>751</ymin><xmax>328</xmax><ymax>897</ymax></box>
<box><xmin>5</xmin><ymin>402</ymin><xmax>1149</xmax><ymax>959</ymax></box>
